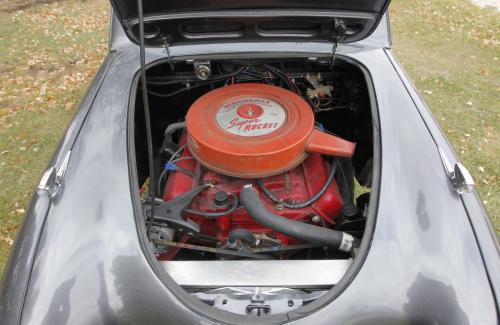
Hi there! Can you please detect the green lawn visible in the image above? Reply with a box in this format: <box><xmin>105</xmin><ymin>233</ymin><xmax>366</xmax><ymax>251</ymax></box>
<box><xmin>0</xmin><ymin>0</ymin><xmax>110</xmax><ymax>275</ymax></box>
<box><xmin>390</xmin><ymin>0</ymin><xmax>499</xmax><ymax>229</ymax></box>
<box><xmin>0</xmin><ymin>0</ymin><xmax>498</xmax><ymax>277</ymax></box>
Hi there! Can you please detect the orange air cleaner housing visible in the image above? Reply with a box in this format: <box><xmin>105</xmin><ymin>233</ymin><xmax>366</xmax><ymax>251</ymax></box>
<box><xmin>185</xmin><ymin>83</ymin><xmax>356</xmax><ymax>178</ymax></box>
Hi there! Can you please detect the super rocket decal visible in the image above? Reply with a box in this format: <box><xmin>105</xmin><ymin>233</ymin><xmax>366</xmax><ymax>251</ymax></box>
<box><xmin>216</xmin><ymin>97</ymin><xmax>286</xmax><ymax>136</ymax></box>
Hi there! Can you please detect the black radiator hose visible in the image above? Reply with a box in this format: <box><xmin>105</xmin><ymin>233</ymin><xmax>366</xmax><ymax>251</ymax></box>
<box><xmin>240</xmin><ymin>186</ymin><xmax>358</xmax><ymax>253</ymax></box>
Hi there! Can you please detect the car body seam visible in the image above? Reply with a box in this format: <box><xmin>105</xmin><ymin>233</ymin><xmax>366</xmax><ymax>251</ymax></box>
<box><xmin>460</xmin><ymin>194</ymin><xmax>500</xmax><ymax>310</ymax></box>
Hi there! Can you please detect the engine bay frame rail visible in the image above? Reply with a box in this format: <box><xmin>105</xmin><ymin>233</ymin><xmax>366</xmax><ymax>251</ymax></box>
<box><xmin>160</xmin><ymin>259</ymin><xmax>352</xmax><ymax>288</ymax></box>
<box><xmin>153</xmin><ymin>239</ymin><xmax>323</xmax><ymax>259</ymax></box>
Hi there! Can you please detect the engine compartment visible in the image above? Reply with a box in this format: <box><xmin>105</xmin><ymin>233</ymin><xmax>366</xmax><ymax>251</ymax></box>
<box><xmin>133</xmin><ymin>58</ymin><xmax>374</xmax><ymax>316</ymax></box>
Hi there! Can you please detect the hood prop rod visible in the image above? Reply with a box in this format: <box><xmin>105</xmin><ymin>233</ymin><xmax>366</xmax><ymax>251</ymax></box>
<box><xmin>162</xmin><ymin>37</ymin><xmax>175</xmax><ymax>71</ymax></box>
<box><xmin>330</xmin><ymin>19</ymin><xmax>346</xmax><ymax>69</ymax></box>
<box><xmin>137</xmin><ymin>0</ymin><xmax>157</xmax><ymax>235</ymax></box>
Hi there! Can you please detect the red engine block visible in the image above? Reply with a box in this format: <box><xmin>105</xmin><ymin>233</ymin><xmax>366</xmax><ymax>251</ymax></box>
<box><xmin>163</xmin><ymin>134</ymin><xmax>344</xmax><ymax>245</ymax></box>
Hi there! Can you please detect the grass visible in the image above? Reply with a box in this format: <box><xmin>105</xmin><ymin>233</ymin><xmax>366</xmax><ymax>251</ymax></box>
<box><xmin>390</xmin><ymin>1</ymin><xmax>499</xmax><ymax>230</ymax></box>
<box><xmin>0</xmin><ymin>0</ymin><xmax>498</xmax><ymax>277</ymax></box>
<box><xmin>0</xmin><ymin>0</ymin><xmax>109</xmax><ymax>276</ymax></box>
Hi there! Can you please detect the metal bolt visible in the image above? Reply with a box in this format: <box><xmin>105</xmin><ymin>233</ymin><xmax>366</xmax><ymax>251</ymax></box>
<box><xmin>194</xmin><ymin>64</ymin><xmax>211</xmax><ymax>80</ymax></box>
<box><xmin>251</xmin><ymin>294</ymin><xmax>264</xmax><ymax>303</ymax></box>
<box><xmin>311</xmin><ymin>215</ymin><xmax>322</xmax><ymax>224</ymax></box>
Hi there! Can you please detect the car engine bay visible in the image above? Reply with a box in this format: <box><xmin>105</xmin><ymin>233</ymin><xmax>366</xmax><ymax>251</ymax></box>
<box><xmin>133</xmin><ymin>58</ymin><xmax>374</xmax><ymax>316</ymax></box>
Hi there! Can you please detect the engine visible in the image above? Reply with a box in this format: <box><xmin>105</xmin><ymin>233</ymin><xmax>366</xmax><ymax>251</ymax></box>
<box><xmin>154</xmin><ymin>82</ymin><xmax>357</xmax><ymax>257</ymax></box>
<box><xmin>163</xmin><ymin>135</ymin><xmax>343</xmax><ymax>246</ymax></box>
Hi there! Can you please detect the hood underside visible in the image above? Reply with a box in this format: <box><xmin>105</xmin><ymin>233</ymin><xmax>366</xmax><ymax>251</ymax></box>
<box><xmin>110</xmin><ymin>0</ymin><xmax>390</xmax><ymax>47</ymax></box>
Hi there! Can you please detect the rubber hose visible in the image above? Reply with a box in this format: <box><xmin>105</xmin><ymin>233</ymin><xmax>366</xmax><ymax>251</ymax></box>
<box><xmin>227</xmin><ymin>228</ymin><xmax>256</xmax><ymax>246</ymax></box>
<box><xmin>163</xmin><ymin>121</ymin><xmax>186</xmax><ymax>142</ymax></box>
<box><xmin>337</xmin><ymin>158</ymin><xmax>355</xmax><ymax>206</ymax></box>
<box><xmin>240</xmin><ymin>187</ymin><xmax>358</xmax><ymax>252</ymax></box>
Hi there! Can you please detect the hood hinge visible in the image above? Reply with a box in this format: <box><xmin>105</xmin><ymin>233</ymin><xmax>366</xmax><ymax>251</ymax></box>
<box><xmin>438</xmin><ymin>147</ymin><xmax>475</xmax><ymax>194</ymax></box>
<box><xmin>162</xmin><ymin>37</ymin><xmax>175</xmax><ymax>71</ymax></box>
<box><xmin>37</xmin><ymin>150</ymin><xmax>71</xmax><ymax>198</ymax></box>
<box><xmin>330</xmin><ymin>19</ymin><xmax>346</xmax><ymax>69</ymax></box>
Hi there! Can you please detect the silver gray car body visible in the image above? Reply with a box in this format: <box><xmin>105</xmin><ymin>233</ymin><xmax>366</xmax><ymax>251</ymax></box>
<box><xmin>0</xmin><ymin>6</ymin><xmax>498</xmax><ymax>325</ymax></box>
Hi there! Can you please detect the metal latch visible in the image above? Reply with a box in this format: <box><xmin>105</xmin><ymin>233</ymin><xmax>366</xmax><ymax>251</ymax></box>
<box><xmin>37</xmin><ymin>151</ymin><xmax>71</xmax><ymax>198</ymax></box>
<box><xmin>438</xmin><ymin>147</ymin><xmax>475</xmax><ymax>194</ymax></box>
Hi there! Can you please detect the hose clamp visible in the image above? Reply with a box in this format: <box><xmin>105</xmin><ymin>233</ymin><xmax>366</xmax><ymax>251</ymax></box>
<box><xmin>339</xmin><ymin>233</ymin><xmax>355</xmax><ymax>252</ymax></box>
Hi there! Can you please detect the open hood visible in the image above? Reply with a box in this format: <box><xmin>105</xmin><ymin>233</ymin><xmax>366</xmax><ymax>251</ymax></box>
<box><xmin>110</xmin><ymin>0</ymin><xmax>391</xmax><ymax>47</ymax></box>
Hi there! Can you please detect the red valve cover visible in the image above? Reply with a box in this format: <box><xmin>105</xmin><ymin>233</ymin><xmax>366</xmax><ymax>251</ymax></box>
<box><xmin>163</xmin><ymin>133</ymin><xmax>344</xmax><ymax>246</ymax></box>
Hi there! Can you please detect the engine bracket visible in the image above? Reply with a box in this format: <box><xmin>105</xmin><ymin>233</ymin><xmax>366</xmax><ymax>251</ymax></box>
<box><xmin>143</xmin><ymin>185</ymin><xmax>213</xmax><ymax>234</ymax></box>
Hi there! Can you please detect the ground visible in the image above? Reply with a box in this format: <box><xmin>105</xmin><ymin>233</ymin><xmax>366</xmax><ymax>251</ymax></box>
<box><xmin>0</xmin><ymin>0</ymin><xmax>498</xmax><ymax>277</ymax></box>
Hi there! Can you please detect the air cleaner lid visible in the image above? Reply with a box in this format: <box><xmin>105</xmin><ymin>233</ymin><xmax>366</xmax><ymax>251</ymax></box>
<box><xmin>186</xmin><ymin>83</ymin><xmax>355</xmax><ymax>178</ymax></box>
